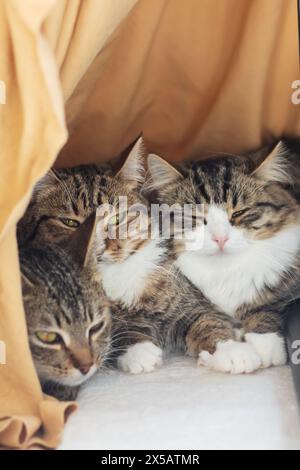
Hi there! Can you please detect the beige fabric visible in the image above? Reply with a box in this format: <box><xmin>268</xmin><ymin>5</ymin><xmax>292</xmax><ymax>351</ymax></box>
<box><xmin>59</xmin><ymin>0</ymin><xmax>300</xmax><ymax>167</ymax></box>
<box><xmin>0</xmin><ymin>0</ymin><xmax>299</xmax><ymax>450</ymax></box>
<box><xmin>0</xmin><ymin>0</ymin><xmax>137</xmax><ymax>450</ymax></box>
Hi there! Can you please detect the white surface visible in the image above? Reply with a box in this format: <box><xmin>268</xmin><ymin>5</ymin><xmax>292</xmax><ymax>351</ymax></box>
<box><xmin>60</xmin><ymin>357</ymin><xmax>300</xmax><ymax>450</ymax></box>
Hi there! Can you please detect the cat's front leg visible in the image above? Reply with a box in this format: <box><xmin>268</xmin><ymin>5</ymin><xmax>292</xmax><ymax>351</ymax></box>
<box><xmin>241</xmin><ymin>309</ymin><xmax>287</xmax><ymax>368</ymax></box>
<box><xmin>111</xmin><ymin>326</ymin><xmax>163</xmax><ymax>375</ymax></box>
<box><xmin>117</xmin><ymin>340</ymin><xmax>163</xmax><ymax>375</ymax></box>
<box><xmin>186</xmin><ymin>313</ymin><xmax>261</xmax><ymax>374</ymax></box>
<box><xmin>42</xmin><ymin>382</ymin><xmax>80</xmax><ymax>401</ymax></box>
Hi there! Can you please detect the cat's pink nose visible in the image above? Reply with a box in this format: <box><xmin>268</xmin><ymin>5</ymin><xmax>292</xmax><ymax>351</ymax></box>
<box><xmin>213</xmin><ymin>235</ymin><xmax>229</xmax><ymax>250</ymax></box>
<box><xmin>78</xmin><ymin>362</ymin><xmax>93</xmax><ymax>375</ymax></box>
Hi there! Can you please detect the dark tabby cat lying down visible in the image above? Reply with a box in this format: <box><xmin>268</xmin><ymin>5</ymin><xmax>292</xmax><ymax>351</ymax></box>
<box><xmin>20</xmin><ymin>214</ymin><xmax>111</xmax><ymax>400</ymax></box>
<box><xmin>147</xmin><ymin>139</ymin><xmax>300</xmax><ymax>372</ymax></box>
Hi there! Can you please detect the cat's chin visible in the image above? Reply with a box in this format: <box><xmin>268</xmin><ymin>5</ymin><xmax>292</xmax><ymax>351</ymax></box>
<box><xmin>210</xmin><ymin>249</ymin><xmax>230</xmax><ymax>257</ymax></box>
<box><xmin>210</xmin><ymin>248</ymin><xmax>245</xmax><ymax>257</ymax></box>
<box><xmin>99</xmin><ymin>253</ymin><xmax>131</xmax><ymax>265</ymax></box>
<box><xmin>188</xmin><ymin>247</ymin><xmax>245</xmax><ymax>258</ymax></box>
<box><xmin>183</xmin><ymin>239</ymin><xmax>249</xmax><ymax>257</ymax></box>
<box><xmin>41</xmin><ymin>364</ymin><xmax>98</xmax><ymax>387</ymax></box>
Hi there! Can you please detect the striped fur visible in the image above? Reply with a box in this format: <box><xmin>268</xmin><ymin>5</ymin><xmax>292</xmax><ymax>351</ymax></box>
<box><xmin>147</xmin><ymin>139</ymin><xmax>300</xmax><ymax>369</ymax></box>
<box><xmin>18</xmin><ymin>138</ymin><xmax>146</xmax><ymax>249</ymax></box>
<box><xmin>103</xmin><ymin>237</ymin><xmax>240</xmax><ymax>366</ymax></box>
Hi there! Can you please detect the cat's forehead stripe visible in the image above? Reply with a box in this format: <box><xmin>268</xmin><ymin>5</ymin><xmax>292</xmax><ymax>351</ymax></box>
<box><xmin>189</xmin><ymin>158</ymin><xmax>247</xmax><ymax>206</ymax></box>
<box><xmin>23</xmin><ymin>247</ymin><xmax>88</xmax><ymax>323</ymax></box>
<box><xmin>62</xmin><ymin>166</ymin><xmax>111</xmax><ymax>212</ymax></box>
<box><xmin>222</xmin><ymin>159</ymin><xmax>232</xmax><ymax>202</ymax></box>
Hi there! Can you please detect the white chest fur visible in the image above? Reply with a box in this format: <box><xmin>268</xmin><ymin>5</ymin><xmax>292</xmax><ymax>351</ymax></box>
<box><xmin>176</xmin><ymin>225</ymin><xmax>300</xmax><ymax>316</ymax></box>
<box><xmin>99</xmin><ymin>241</ymin><xmax>167</xmax><ymax>308</ymax></box>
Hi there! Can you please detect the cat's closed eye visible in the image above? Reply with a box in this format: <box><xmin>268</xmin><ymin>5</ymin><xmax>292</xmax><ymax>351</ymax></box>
<box><xmin>88</xmin><ymin>320</ymin><xmax>105</xmax><ymax>338</ymax></box>
<box><xmin>230</xmin><ymin>208</ymin><xmax>262</xmax><ymax>226</ymax></box>
<box><xmin>231</xmin><ymin>208</ymin><xmax>250</xmax><ymax>221</ymax></box>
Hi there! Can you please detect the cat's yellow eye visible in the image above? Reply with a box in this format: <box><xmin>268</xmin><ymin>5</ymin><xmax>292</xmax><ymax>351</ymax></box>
<box><xmin>60</xmin><ymin>218</ymin><xmax>80</xmax><ymax>228</ymax></box>
<box><xmin>36</xmin><ymin>331</ymin><xmax>60</xmax><ymax>344</ymax></box>
<box><xmin>108</xmin><ymin>212</ymin><xmax>126</xmax><ymax>227</ymax></box>
<box><xmin>108</xmin><ymin>212</ymin><xmax>126</xmax><ymax>226</ymax></box>
<box><xmin>108</xmin><ymin>214</ymin><xmax>120</xmax><ymax>226</ymax></box>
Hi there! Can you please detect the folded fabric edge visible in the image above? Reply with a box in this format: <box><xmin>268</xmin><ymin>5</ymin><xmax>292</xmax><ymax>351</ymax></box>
<box><xmin>0</xmin><ymin>399</ymin><xmax>77</xmax><ymax>450</ymax></box>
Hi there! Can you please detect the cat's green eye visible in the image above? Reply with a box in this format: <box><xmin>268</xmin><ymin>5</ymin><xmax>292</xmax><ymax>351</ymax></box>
<box><xmin>108</xmin><ymin>212</ymin><xmax>126</xmax><ymax>227</ymax></box>
<box><xmin>36</xmin><ymin>331</ymin><xmax>61</xmax><ymax>344</ymax></box>
<box><xmin>60</xmin><ymin>218</ymin><xmax>80</xmax><ymax>228</ymax></box>
<box><xmin>108</xmin><ymin>214</ymin><xmax>120</xmax><ymax>226</ymax></box>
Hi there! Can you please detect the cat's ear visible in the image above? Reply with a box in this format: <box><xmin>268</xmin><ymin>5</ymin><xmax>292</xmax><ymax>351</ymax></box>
<box><xmin>252</xmin><ymin>141</ymin><xmax>293</xmax><ymax>184</ymax></box>
<box><xmin>68</xmin><ymin>212</ymin><xmax>97</xmax><ymax>267</ymax></box>
<box><xmin>146</xmin><ymin>154</ymin><xmax>183</xmax><ymax>191</ymax></box>
<box><xmin>117</xmin><ymin>137</ymin><xmax>146</xmax><ymax>188</ymax></box>
<box><xmin>34</xmin><ymin>169</ymin><xmax>60</xmax><ymax>192</ymax></box>
<box><xmin>21</xmin><ymin>272</ymin><xmax>35</xmax><ymax>296</ymax></box>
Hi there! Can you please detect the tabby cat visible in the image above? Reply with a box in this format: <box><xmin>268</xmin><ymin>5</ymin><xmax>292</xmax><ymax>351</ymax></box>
<box><xmin>146</xmin><ymin>139</ymin><xmax>300</xmax><ymax>372</ymax></box>
<box><xmin>20</xmin><ymin>213</ymin><xmax>111</xmax><ymax>400</ymax></box>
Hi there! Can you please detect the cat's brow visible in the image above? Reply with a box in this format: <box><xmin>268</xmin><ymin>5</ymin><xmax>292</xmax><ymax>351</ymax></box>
<box><xmin>52</xmin><ymin>169</ymin><xmax>79</xmax><ymax>214</ymax></box>
<box><xmin>192</xmin><ymin>170</ymin><xmax>210</xmax><ymax>202</ymax></box>
<box><xmin>222</xmin><ymin>159</ymin><xmax>232</xmax><ymax>202</ymax></box>
<box><xmin>87</xmin><ymin>306</ymin><xmax>94</xmax><ymax>322</ymax></box>
<box><xmin>232</xmin><ymin>191</ymin><xmax>238</xmax><ymax>207</ymax></box>
<box><xmin>54</xmin><ymin>314</ymin><xmax>61</xmax><ymax>328</ymax></box>
<box><xmin>254</xmin><ymin>202</ymin><xmax>288</xmax><ymax>210</ymax></box>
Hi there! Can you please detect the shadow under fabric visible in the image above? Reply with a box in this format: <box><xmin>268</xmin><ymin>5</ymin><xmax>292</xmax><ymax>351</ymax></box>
<box><xmin>0</xmin><ymin>0</ymin><xmax>299</xmax><ymax>450</ymax></box>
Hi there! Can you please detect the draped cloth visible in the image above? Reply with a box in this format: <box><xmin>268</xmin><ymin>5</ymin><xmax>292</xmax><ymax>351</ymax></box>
<box><xmin>0</xmin><ymin>0</ymin><xmax>138</xmax><ymax>450</ymax></box>
<box><xmin>0</xmin><ymin>0</ymin><xmax>299</xmax><ymax>449</ymax></box>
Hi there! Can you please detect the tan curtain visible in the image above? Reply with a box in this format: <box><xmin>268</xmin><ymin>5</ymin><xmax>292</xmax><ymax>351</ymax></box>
<box><xmin>59</xmin><ymin>0</ymin><xmax>300</xmax><ymax>167</ymax></box>
<box><xmin>0</xmin><ymin>0</ymin><xmax>138</xmax><ymax>450</ymax></box>
<box><xmin>0</xmin><ymin>0</ymin><xmax>299</xmax><ymax>449</ymax></box>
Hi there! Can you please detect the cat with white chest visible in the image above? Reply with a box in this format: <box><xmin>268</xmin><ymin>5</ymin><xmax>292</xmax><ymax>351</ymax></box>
<box><xmin>147</xmin><ymin>140</ymin><xmax>300</xmax><ymax>372</ymax></box>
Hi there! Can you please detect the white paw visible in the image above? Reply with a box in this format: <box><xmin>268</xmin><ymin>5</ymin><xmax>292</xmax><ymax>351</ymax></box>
<box><xmin>198</xmin><ymin>340</ymin><xmax>261</xmax><ymax>374</ymax></box>
<box><xmin>117</xmin><ymin>341</ymin><xmax>163</xmax><ymax>374</ymax></box>
<box><xmin>245</xmin><ymin>332</ymin><xmax>287</xmax><ymax>368</ymax></box>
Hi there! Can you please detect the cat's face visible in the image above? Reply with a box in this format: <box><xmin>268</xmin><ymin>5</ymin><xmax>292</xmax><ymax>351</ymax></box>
<box><xmin>147</xmin><ymin>141</ymin><xmax>300</xmax><ymax>259</ymax></box>
<box><xmin>21</xmin><ymin>248</ymin><xmax>111</xmax><ymax>387</ymax></box>
<box><xmin>93</xmin><ymin>139</ymin><xmax>150</xmax><ymax>264</ymax></box>
<box><xmin>20</xmin><ymin>216</ymin><xmax>112</xmax><ymax>388</ymax></box>
<box><xmin>96</xmin><ymin>204</ymin><xmax>150</xmax><ymax>264</ymax></box>
<box><xmin>17</xmin><ymin>165</ymin><xmax>110</xmax><ymax>246</ymax></box>
<box><xmin>17</xmin><ymin>139</ymin><xmax>146</xmax><ymax>249</ymax></box>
